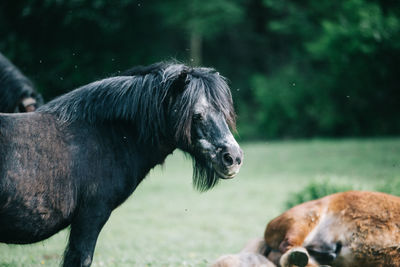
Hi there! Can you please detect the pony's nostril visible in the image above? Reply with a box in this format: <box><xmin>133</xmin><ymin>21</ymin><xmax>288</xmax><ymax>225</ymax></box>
<box><xmin>222</xmin><ymin>152</ymin><xmax>234</xmax><ymax>166</ymax></box>
<box><xmin>236</xmin><ymin>157</ymin><xmax>242</xmax><ymax>165</ymax></box>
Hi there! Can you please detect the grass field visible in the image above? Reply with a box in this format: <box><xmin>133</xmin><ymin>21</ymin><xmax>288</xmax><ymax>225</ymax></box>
<box><xmin>1</xmin><ymin>138</ymin><xmax>399</xmax><ymax>266</ymax></box>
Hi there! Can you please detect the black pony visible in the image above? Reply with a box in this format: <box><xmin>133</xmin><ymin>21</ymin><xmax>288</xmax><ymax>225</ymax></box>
<box><xmin>0</xmin><ymin>52</ymin><xmax>43</xmax><ymax>112</ymax></box>
<box><xmin>0</xmin><ymin>62</ymin><xmax>243</xmax><ymax>266</ymax></box>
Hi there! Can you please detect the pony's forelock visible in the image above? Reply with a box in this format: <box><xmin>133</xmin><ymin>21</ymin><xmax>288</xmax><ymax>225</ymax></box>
<box><xmin>173</xmin><ymin>69</ymin><xmax>236</xmax><ymax>146</ymax></box>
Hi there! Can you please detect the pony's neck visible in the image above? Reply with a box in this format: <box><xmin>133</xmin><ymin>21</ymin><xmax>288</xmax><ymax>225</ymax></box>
<box><xmin>98</xmin><ymin>120</ymin><xmax>176</xmax><ymax>168</ymax></box>
<box><xmin>112</xmin><ymin>128</ymin><xmax>176</xmax><ymax>200</ymax></box>
<box><xmin>37</xmin><ymin>75</ymin><xmax>171</xmax><ymax>145</ymax></box>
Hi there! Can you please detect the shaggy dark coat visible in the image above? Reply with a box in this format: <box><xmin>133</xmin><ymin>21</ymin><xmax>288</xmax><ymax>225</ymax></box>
<box><xmin>0</xmin><ymin>62</ymin><xmax>243</xmax><ymax>267</ymax></box>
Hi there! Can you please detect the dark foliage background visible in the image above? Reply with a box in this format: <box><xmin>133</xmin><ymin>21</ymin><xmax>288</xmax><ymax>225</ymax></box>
<box><xmin>1</xmin><ymin>0</ymin><xmax>399</xmax><ymax>140</ymax></box>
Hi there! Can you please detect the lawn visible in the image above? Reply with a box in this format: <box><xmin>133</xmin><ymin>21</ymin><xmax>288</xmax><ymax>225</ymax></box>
<box><xmin>1</xmin><ymin>138</ymin><xmax>399</xmax><ymax>266</ymax></box>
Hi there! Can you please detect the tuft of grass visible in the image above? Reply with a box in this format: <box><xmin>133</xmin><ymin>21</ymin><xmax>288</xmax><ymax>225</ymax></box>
<box><xmin>284</xmin><ymin>178</ymin><xmax>355</xmax><ymax>209</ymax></box>
<box><xmin>376</xmin><ymin>176</ymin><xmax>400</xmax><ymax>196</ymax></box>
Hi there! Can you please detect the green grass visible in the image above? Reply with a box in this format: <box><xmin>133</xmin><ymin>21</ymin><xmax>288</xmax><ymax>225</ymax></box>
<box><xmin>1</xmin><ymin>138</ymin><xmax>400</xmax><ymax>266</ymax></box>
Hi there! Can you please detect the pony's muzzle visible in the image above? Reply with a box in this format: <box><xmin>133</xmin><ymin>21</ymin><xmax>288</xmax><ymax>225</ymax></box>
<box><xmin>218</xmin><ymin>145</ymin><xmax>243</xmax><ymax>179</ymax></box>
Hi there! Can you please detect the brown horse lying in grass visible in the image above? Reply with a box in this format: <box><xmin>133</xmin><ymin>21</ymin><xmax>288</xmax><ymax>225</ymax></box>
<box><xmin>211</xmin><ymin>191</ymin><xmax>400</xmax><ymax>267</ymax></box>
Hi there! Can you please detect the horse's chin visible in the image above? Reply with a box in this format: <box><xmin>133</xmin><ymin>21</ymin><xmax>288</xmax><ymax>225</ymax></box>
<box><xmin>212</xmin><ymin>163</ymin><xmax>240</xmax><ymax>179</ymax></box>
<box><xmin>198</xmin><ymin>150</ymin><xmax>240</xmax><ymax>180</ymax></box>
<box><xmin>188</xmin><ymin>144</ymin><xmax>239</xmax><ymax>183</ymax></box>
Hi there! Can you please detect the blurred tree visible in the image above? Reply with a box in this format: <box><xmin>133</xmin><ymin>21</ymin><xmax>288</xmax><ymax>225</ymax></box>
<box><xmin>0</xmin><ymin>0</ymin><xmax>187</xmax><ymax>99</ymax></box>
<box><xmin>156</xmin><ymin>0</ymin><xmax>243</xmax><ymax>65</ymax></box>
<box><xmin>0</xmin><ymin>0</ymin><xmax>399</xmax><ymax>139</ymax></box>
<box><xmin>247</xmin><ymin>0</ymin><xmax>400</xmax><ymax>138</ymax></box>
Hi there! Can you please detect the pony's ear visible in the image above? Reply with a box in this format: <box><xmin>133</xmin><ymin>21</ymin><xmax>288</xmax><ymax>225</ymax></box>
<box><xmin>169</xmin><ymin>68</ymin><xmax>190</xmax><ymax>96</ymax></box>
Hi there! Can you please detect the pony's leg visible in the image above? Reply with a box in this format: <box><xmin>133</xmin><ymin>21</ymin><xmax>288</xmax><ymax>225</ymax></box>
<box><xmin>63</xmin><ymin>208</ymin><xmax>111</xmax><ymax>267</ymax></box>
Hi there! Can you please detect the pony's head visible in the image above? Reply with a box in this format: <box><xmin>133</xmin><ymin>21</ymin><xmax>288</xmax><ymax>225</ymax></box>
<box><xmin>15</xmin><ymin>91</ymin><xmax>43</xmax><ymax>112</ymax></box>
<box><xmin>38</xmin><ymin>62</ymin><xmax>243</xmax><ymax>191</ymax></box>
<box><xmin>0</xmin><ymin>52</ymin><xmax>43</xmax><ymax>113</ymax></box>
<box><xmin>163</xmin><ymin>65</ymin><xmax>243</xmax><ymax>191</ymax></box>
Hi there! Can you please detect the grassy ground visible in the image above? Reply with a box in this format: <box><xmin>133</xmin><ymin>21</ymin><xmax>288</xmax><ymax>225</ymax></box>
<box><xmin>1</xmin><ymin>138</ymin><xmax>399</xmax><ymax>266</ymax></box>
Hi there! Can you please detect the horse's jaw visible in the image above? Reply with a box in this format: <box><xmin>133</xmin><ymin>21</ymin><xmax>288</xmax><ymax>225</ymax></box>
<box><xmin>193</xmin><ymin>138</ymin><xmax>243</xmax><ymax>180</ymax></box>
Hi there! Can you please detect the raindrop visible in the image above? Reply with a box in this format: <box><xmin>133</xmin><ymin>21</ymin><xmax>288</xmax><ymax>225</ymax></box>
<box><xmin>292</xmin><ymin>83</ymin><xmax>296</xmax><ymax>86</ymax></box>
<box><xmin>138</xmin><ymin>3</ymin><xmax>141</xmax><ymax>7</ymax></box>
<box><xmin>72</xmin><ymin>53</ymin><xmax>75</xmax><ymax>56</ymax></box>
<box><xmin>346</xmin><ymin>95</ymin><xmax>350</xmax><ymax>98</ymax></box>
<box><xmin>74</xmin><ymin>65</ymin><xmax>78</xmax><ymax>69</ymax></box>
<box><xmin>111</xmin><ymin>58</ymin><xmax>115</xmax><ymax>61</ymax></box>
<box><xmin>190</xmin><ymin>58</ymin><xmax>194</xmax><ymax>62</ymax></box>
<box><xmin>39</xmin><ymin>60</ymin><xmax>42</xmax><ymax>64</ymax></box>
<box><xmin>236</xmin><ymin>88</ymin><xmax>240</xmax><ymax>92</ymax></box>
<box><xmin>60</xmin><ymin>77</ymin><xmax>64</xmax><ymax>80</ymax></box>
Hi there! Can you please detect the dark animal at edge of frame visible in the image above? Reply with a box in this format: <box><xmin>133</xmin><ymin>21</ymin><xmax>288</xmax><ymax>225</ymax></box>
<box><xmin>0</xmin><ymin>52</ymin><xmax>43</xmax><ymax>112</ymax></box>
<box><xmin>0</xmin><ymin>62</ymin><xmax>243</xmax><ymax>267</ymax></box>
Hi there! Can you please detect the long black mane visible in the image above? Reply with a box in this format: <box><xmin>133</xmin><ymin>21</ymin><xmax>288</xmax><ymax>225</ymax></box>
<box><xmin>38</xmin><ymin>62</ymin><xmax>235</xmax><ymax>144</ymax></box>
<box><xmin>38</xmin><ymin>62</ymin><xmax>236</xmax><ymax>191</ymax></box>
<box><xmin>0</xmin><ymin>52</ymin><xmax>43</xmax><ymax>112</ymax></box>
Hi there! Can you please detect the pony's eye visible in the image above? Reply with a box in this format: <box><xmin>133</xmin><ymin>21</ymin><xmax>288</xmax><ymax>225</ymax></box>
<box><xmin>193</xmin><ymin>113</ymin><xmax>203</xmax><ymax>122</ymax></box>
